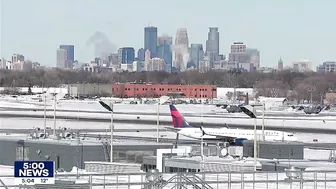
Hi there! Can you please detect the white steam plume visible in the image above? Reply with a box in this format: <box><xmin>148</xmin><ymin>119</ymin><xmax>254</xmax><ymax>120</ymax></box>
<box><xmin>172</xmin><ymin>44</ymin><xmax>189</xmax><ymax>70</ymax></box>
<box><xmin>86</xmin><ymin>31</ymin><xmax>117</xmax><ymax>58</ymax></box>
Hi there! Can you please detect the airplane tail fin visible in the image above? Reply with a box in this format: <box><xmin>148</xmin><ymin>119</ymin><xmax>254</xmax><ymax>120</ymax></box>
<box><xmin>169</xmin><ymin>105</ymin><xmax>191</xmax><ymax>128</ymax></box>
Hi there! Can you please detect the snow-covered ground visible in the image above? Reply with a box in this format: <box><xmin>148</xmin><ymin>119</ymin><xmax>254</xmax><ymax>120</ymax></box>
<box><xmin>0</xmin><ymin>117</ymin><xmax>335</xmax><ymax>143</ymax></box>
<box><xmin>0</xmin><ymin>117</ymin><xmax>160</xmax><ymax>130</ymax></box>
<box><xmin>1</xmin><ymin>97</ymin><xmax>335</xmax><ymax>115</ymax></box>
<box><xmin>0</xmin><ymin>109</ymin><xmax>335</xmax><ymax>133</ymax></box>
<box><xmin>0</xmin><ymin>117</ymin><xmax>335</xmax><ymax>159</ymax></box>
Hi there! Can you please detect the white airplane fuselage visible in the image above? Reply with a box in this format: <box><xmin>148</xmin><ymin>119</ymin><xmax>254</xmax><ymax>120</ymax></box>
<box><xmin>177</xmin><ymin>127</ymin><xmax>298</xmax><ymax>141</ymax></box>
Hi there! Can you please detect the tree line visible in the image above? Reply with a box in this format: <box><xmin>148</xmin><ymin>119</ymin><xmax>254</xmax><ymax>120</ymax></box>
<box><xmin>0</xmin><ymin>68</ymin><xmax>335</xmax><ymax>102</ymax></box>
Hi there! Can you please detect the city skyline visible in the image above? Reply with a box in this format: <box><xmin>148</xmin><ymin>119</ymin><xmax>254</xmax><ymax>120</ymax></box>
<box><xmin>0</xmin><ymin>0</ymin><xmax>336</xmax><ymax>67</ymax></box>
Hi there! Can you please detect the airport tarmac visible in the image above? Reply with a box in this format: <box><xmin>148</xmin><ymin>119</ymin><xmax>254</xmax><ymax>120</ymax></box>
<box><xmin>0</xmin><ymin>116</ymin><xmax>335</xmax><ymax>151</ymax></box>
<box><xmin>0</xmin><ymin>112</ymin><xmax>335</xmax><ymax>134</ymax></box>
<box><xmin>2</xmin><ymin>106</ymin><xmax>336</xmax><ymax>119</ymax></box>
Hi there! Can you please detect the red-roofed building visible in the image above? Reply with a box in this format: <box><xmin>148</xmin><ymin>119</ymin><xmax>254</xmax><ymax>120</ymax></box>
<box><xmin>112</xmin><ymin>83</ymin><xmax>217</xmax><ymax>99</ymax></box>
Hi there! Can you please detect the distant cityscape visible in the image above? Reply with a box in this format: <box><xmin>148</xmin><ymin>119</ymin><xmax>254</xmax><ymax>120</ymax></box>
<box><xmin>0</xmin><ymin>26</ymin><xmax>335</xmax><ymax>73</ymax></box>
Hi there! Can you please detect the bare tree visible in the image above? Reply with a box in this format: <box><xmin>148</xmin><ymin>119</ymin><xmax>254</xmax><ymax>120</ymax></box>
<box><xmin>226</xmin><ymin>91</ymin><xmax>234</xmax><ymax>101</ymax></box>
<box><xmin>325</xmin><ymin>93</ymin><xmax>336</xmax><ymax>104</ymax></box>
<box><xmin>294</xmin><ymin>83</ymin><xmax>315</xmax><ymax>102</ymax></box>
<box><xmin>254</xmin><ymin>80</ymin><xmax>289</xmax><ymax>97</ymax></box>
<box><xmin>0</xmin><ymin>69</ymin><xmax>335</xmax><ymax>104</ymax></box>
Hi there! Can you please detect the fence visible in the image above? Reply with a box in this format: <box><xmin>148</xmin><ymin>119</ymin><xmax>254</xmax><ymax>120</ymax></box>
<box><xmin>1</xmin><ymin>170</ymin><xmax>336</xmax><ymax>189</ymax></box>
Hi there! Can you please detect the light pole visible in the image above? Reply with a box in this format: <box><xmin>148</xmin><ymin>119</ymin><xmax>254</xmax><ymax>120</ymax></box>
<box><xmin>0</xmin><ymin>0</ymin><xmax>3</xmax><ymax>61</ymax></box>
<box><xmin>240</xmin><ymin>105</ymin><xmax>258</xmax><ymax>171</ymax></box>
<box><xmin>42</xmin><ymin>87</ymin><xmax>50</xmax><ymax>137</ymax></box>
<box><xmin>262</xmin><ymin>103</ymin><xmax>265</xmax><ymax>141</ymax></box>
<box><xmin>53</xmin><ymin>93</ymin><xmax>57</xmax><ymax>136</ymax></box>
<box><xmin>156</xmin><ymin>99</ymin><xmax>160</xmax><ymax>143</ymax></box>
<box><xmin>99</xmin><ymin>101</ymin><xmax>114</xmax><ymax>162</ymax></box>
<box><xmin>43</xmin><ymin>94</ymin><xmax>46</xmax><ymax>137</ymax></box>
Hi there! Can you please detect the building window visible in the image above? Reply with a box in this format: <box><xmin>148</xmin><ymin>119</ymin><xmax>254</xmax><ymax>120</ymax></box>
<box><xmin>16</xmin><ymin>146</ymin><xmax>29</xmax><ymax>161</ymax></box>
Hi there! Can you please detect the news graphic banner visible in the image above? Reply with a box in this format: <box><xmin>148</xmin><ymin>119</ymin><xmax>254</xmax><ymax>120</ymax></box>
<box><xmin>14</xmin><ymin>161</ymin><xmax>55</xmax><ymax>185</ymax></box>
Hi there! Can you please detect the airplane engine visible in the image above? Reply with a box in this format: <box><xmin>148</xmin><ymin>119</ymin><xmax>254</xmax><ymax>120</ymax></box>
<box><xmin>231</xmin><ymin>138</ymin><xmax>247</xmax><ymax>146</ymax></box>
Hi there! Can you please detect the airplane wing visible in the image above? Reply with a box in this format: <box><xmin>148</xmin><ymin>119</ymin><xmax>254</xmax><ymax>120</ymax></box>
<box><xmin>164</xmin><ymin>127</ymin><xmax>181</xmax><ymax>133</ymax></box>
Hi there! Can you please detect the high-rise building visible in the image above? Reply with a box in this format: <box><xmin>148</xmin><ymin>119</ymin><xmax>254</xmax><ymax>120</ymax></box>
<box><xmin>118</xmin><ymin>47</ymin><xmax>135</xmax><ymax>64</ymax></box>
<box><xmin>60</xmin><ymin>45</ymin><xmax>75</xmax><ymax>62</ymax></box>
<box><xmin>0</xmin><ymin>58</ymin><xmax>6</xmax><ymax>70</ymax></box>
<box><xmin>247</xmin><ymin>48</ymin><xmax>260</xmax><ymax>70</ymax></box>
<box><xmin>158</xmin><ymin>35</ymin><xmax>173</xmax><ymax>46</ymax></box>
<box><xmin>228</xmin><ymin>42</ymin><xmax>253</xmax><ymax>71</ymax></box>
<box><xmin>132</xmin><ymin>61</ymin><xmax>143</xmax><ymax>72</ymax></box>
<box><xmin>174</xmin><ymin>28</ymin><xmax>189</xmax><ymax>71</ymax></box>
<box><xmin>57</xmin><ymin>49</ymin><xmax>67</xmax><ymax>68</ymax></box>
<box><xmin>205</xmin><ymin>27</ymin><xmax>220</xmax><ymax>60</ymax></box>
<box><xmin>137</xmin><ymin>48</ymin><xmax>145</xmax><ymax>61</ymax></box>
<box><xmin>12</xmin><ymin>54</ymin><xmax>24</xmax><ymax>63</ymax></box>
<box><xmin>189</xmin><ymin>44</ymin><xmax>204</xmax><ymax>69</ymax></box>
<box><xmin>228</xmin><ymin>42</ymin><xmax>250</xmax><ymax>63</ymax></box>
<box><xmin>108</xmin><ymin>53</ymin><xmax>118</xmax><ymax>66</ymax></box>
<box><xmin>230</xmin><ymin>42</ymin><xmax>247</xmax><ymax>53</ymax></box>
<box><xmin>144</xmin><ymin>26</ymin><xmax>158</xmax><ymax>58</ymax></box>
<box><xmin>157</xmin><ymin>37</ymin><xmax>173</xmax><ymax>72</ymax></box>
<box><xmin>292</xmin><ymin>59</ymin><xmax>312</xmax><ymax>72</ymax></box>
<box><xmin>144</xmin><ymin>49</ymin><xmax>151</xmax><ymax>71</ymax></box>
<box><xmin>317</xmin><ymin>61</ymin><xmax>336</xmax><ymax>73</ymax></box>
<box><xmin>148</xmin><ymin>58</ymin><xmax>165</xmax><ymax>71</ymax></box>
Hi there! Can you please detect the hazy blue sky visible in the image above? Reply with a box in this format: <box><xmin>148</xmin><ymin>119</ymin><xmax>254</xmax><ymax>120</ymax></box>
<box><xmin>1</xmin><ymin>0</ymin><xmax>335</xmax><ymax>68</ymax></box>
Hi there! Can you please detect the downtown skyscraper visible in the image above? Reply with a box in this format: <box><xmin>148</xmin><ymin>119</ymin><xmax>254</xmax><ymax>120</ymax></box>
<box><xmin>60</xmin><ymin>45</ymin><xmax>75</xmax><ymax>62</ymax></box>
<box><xmin>189</xmin><ymin>44</ymin><xmax>204</xmax><ymax>69</ymax></box>
<box><xmin>58</xmin><ymin>45</ymin><xmax>75</xmax><ymax>69</ymax></box>
<box><xmin>144</xmin><ymin>26</ymin><xmax>158</xmax><ymax>58</ymax></box>
<box><xmin>157</xmin><ymin>35</ymin><xmax>173</xmax><ymax>72</ymax></box>
<box><xmin>205</xmin><ymin>27</ymin><xmax>220</xmax><ymax>62</ymax></box>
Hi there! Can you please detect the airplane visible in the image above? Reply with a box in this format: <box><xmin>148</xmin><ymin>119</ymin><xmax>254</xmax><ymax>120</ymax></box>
<box><xmin>165</xmin><ymin>105</ymin><xmax>298</xmax><ymax>146</ymax></box>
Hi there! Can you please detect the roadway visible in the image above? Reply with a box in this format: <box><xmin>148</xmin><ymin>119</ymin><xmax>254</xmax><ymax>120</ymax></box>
<box><xmin>0</xmin><ymin>128</ymin><xmax>165</xmax><ymax>134</ymax></box>
<box><xmin>0</xmin><ymin>112</ymin><xmax>336</xmax><ymax>134</ymax></box>
<box><xmin>1</xmin><ymin>106</ymin><xmax>336</xmax><ymax>119</ymax></box>
<box><xmin>0</xmin><ymin>128</ymin><xmax>334</xmax><ymax>150</ymax></box>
